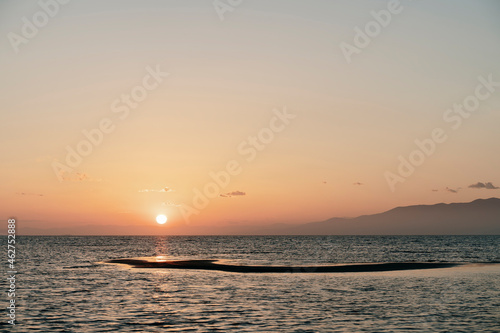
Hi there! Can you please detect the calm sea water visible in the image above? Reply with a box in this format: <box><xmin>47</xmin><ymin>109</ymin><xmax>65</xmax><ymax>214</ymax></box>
<box><xmin>2</xmin><ymin>235</ymin><xmax>499</xmax><ymax>332</ymax></box>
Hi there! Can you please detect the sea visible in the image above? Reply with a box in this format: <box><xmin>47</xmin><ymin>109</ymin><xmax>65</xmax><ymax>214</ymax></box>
<box><xmin>1</xmin><ymin>235</ymin><xmax>499</xmax><ymax>332</ymax></box>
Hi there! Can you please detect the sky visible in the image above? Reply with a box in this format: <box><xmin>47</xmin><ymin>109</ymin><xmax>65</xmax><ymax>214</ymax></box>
<box><xmin>1</xmin><ymin>0</ymin><xmax>499</xmax><ymax>234</ymax></box>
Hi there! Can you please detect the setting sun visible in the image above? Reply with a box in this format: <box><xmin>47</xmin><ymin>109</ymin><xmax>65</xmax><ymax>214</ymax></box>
<box><xmin>156</xmin><ymin>215</ymin><xmax>167</xmax><ymax>225</ymax></box>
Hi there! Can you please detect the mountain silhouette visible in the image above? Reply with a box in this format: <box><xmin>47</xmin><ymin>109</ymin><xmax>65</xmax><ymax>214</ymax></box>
<box><xmin>285</xmin><ymin>198</ymin><xmax>500</xmax><ymax>235</ymax></box>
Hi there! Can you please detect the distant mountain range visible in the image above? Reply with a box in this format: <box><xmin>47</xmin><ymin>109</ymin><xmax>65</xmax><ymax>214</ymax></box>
<box><xmin>279</xmin><ymin>197</ymin><xmax>500</xmax><ymax>235</ymax></box>
<box><xmin>8</xmin><ymin>198</ymin><xmax>500</xmax><ymax>235</ymax></box>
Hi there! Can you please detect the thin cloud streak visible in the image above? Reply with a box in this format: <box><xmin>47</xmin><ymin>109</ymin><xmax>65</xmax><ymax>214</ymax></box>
<box><xmin>468</xmin><ymin>182</ymin><xmax>499</xmax><ymax>190</ymax></box>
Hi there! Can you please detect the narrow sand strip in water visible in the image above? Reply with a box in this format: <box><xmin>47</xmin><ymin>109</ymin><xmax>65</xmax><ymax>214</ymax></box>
<box><xmin>107</xmin><ymin>258</ymin><xmax>465</xmax><ymax>273</ymax></box>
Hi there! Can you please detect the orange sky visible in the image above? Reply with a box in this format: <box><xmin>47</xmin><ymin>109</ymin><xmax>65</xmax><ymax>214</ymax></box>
<box><xmin>1</xmin><ymin>1</ymin><xmax>499</xmax><ymax>234</ymax></box>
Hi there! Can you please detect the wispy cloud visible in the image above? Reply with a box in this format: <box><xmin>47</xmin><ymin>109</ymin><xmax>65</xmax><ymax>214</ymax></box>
<box><xmin>139</xmin><ymin>187</ymin><xmax>174</xmax><ymax>193</ymax></box>
<box><xmin>445</xmin><ymin>187</ymin><xmax>461</xmax><ymax>193</ymax></box>
<box><xmin>16</xmin><ymin>192</ymin><xmax>44</xmax><ymax>197</ymax></box>
<box><xmin>468</xmin><ymin>182</ymin><xmax>499</xmax><ymax>190</ymax></box>
<box><xmin>220</xmin><ymin>190</ymin><xmax>246</xmax><ymax>198</ymax></box>
<box><xmin>228</xmin><ymin>191</ymin><xmax>246</xmax><ymax>196</ymax></box>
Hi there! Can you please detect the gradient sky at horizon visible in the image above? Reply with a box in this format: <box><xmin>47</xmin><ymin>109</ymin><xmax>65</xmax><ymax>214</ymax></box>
<box><xmin>1</xmin><ymin>0</ymin><xmax>499</xmax><ymax>232</ymax></box>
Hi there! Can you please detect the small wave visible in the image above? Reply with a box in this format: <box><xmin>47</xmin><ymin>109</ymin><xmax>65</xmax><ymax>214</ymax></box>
<box><xmin>126</xmin><ymin>321</ymin><xmax>174</xmax><ymax>326</ymax></box>
<box><xmin>63</xmin><ymin>264</ymin><xmax>100</xmax><ymax>269</ymax></box>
